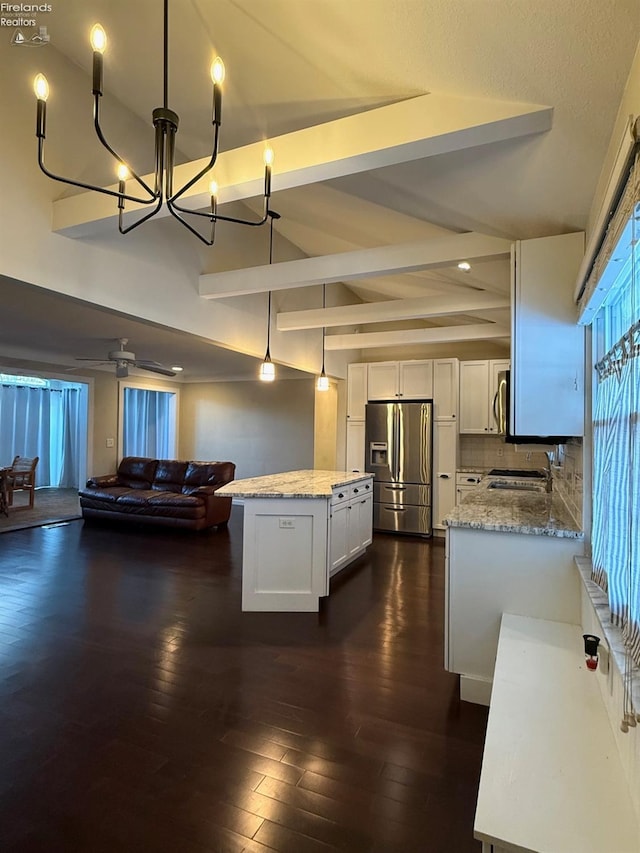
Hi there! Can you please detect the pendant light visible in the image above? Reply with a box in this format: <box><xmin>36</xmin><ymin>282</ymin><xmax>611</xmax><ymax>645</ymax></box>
<box><xmin>317</xmin><ymin>283</ymin><xmax>329</xmax><ymax>391</ymax></box>
<box><xmin>259</xmin><ymin>211</ymin><xmax>280</xmax><ymax>382</ymax></box>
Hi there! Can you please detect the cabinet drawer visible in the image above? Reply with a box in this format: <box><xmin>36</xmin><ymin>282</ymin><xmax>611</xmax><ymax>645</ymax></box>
<box><xmin>373</xmin><ymin>503</ymin><xmax>432</xmax><ymax>535</ymax></box>
<box><xmin>349</xmin><ymin>480</ymin><xmax>371</xmax><ymax>500</ymax></box>
<box><xmin>374</xmin><ymin>482</ymin><xmax>430</xmax><ymax>506</ymax></box>
<box><xmin>331</xmin><ymin>486</ymin><xmax>350</xmax><ymax>506</ymax></box>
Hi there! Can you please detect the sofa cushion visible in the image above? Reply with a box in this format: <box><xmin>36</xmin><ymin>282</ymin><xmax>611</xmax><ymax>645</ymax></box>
<box><xmin>183</xmin><ymin>461</ymin><xmax>235</xmax><ymax>493</ymax></box>
<box><xmin>152</xmin><ymin>460</ymin><xmax>189</xmax><ymax>492</ymax></box>
<box><xmin>147</xmin><ymin>491</ymin><xmax>203</xmax><ymax>509</ymax></box>
<box><xmin>79</xmin><ymin>485</ymin><xmax>135</xmax><ymax>503</ymax></box>
<box><xmin>117</xmin><ymin>457</ymin><xmax>158</xmax><ymax>489</ymax></box>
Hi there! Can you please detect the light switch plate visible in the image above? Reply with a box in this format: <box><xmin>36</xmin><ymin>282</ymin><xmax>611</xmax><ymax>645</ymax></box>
<box><xmin>106</xmin><ymin>438</ymin><xmax>115</xmax><ymax>448</ymax></box>
<box><xmin>279</xmin><ymin>518</ymin><xmax>295</xmax><ymax>529</ymax></box>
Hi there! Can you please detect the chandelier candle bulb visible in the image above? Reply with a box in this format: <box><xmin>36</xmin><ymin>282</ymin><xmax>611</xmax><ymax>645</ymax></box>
<box><xmin>264</xmin><ymin>147</ymin><xmax>274</xmax><ymax>197</ymax></box>
<box><xmin>33</xmin><ymin>73</ymin><xmax>48</xmax><ymax>138</ymax></box>
<box><xmin>211</xmin><ymin>57</ymin><xmax>224</xmax><ymax>125</ymax></box>
<box><xmin>90</xmin><ymin>24</ymin><xmax>106</xmax><ymax>95</ymax></box>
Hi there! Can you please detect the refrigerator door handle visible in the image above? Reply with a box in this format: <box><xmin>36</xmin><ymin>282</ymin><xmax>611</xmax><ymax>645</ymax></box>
<box><xmin>383</xmin><ymin>485</ymin><xmax>406</xmax><ymax>491</ymax></box>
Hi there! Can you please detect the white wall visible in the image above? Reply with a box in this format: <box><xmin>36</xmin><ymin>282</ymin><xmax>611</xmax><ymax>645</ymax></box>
<box><xmin>179</xmin><ymin>379</ymin><xmax>315</xmax><ymax>479</ymax></box>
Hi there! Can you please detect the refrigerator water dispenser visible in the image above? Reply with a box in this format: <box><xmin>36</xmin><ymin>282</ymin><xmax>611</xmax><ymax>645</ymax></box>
<box><xmin>369</xmin><ymin>442</ymin><xmax>388</xmax><ymax>466</ymax></box>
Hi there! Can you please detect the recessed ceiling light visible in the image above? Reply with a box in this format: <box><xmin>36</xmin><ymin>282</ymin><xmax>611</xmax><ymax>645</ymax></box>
<box><xmin>457</xmin><ymin>261</ymin><xmax>471</xmax><ymax>272</ymax></box>
<box><xmin>171</xmin><ymin>365</ymin><xmax>184</xmax><ymax>372</ymax></box>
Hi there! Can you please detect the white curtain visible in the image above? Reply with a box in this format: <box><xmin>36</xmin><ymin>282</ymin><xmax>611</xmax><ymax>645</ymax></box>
<box><xmin>592</xmin><ymin>194</ymin><xmax>640</xmax><ymax>664</ymax></box>
<box><xmin>0</xmin><ymin>385</ymin><xmax>83</xmax><ymax>487</ymax></box>
<box><xmin>123</xmin><ymin>388</ymin><xmax>174</xmax><ymax>458</ymax></box>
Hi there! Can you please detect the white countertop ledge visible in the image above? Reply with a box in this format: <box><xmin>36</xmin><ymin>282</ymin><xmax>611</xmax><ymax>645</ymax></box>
<box><xmin>216</xmin><ymin>470</ymin><xmax>372</xmax><ymax>499</ymax></box>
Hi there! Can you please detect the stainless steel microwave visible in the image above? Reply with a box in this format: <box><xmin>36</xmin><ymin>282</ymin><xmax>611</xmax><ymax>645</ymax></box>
<box><xmin>496</xmin><ymin>370</ymin><xmax>568</xmax><ymax>445</ymax></box>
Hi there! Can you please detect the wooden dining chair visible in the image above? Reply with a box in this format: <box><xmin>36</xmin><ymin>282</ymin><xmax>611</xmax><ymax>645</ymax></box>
<box><xmin>7</xmin><ymin>456</ymin><xmax>39</xmax><ymax>509</ymax></box>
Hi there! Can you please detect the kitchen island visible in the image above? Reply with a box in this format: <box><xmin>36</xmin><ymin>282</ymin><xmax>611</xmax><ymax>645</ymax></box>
<box><xmin>444</xmin><ymin>476</ymin><xmax>584</xmax><ymax>704</ymax></box>
<box><xmin>216</xmin><ymin>470</ymin><xmax>373</xmax><ymax>612</ymax></box>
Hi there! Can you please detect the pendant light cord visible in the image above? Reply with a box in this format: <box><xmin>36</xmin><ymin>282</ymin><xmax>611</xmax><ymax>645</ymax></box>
<box><xmin>266</xmin><ymin>213</ymin><xmax>275</xmax><ymax>356</ymax></box>
<box><xmin>163</xmin><ymin>0</ymin><xmax>169</xmax><ymax>109</ymax></box>
<box><xmin>321</xmin><ymin>282</ymin><xmax>326</xmax><ymax>372</ymax></box>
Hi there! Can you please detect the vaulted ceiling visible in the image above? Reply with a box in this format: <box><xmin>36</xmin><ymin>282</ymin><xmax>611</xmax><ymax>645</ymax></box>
<box><xmin>2</xmin><ymin>0</ymin><xmax>640</xmax><ymax>378</ymax></box>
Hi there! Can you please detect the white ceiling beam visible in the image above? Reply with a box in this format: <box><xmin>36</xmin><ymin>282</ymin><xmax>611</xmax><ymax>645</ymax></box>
<box><xmin>324</xmin><ymin>324</ymin><xmax>510</xmax><ymax>350</ymax></box>
<box><xmin>52</xmin><ymin>93</ymin><xmax>552</xmax><ymax>237</ymax></box>
<box><xmin>199</xmin><ymin>233</ymin><xmax>512</xmax><ymax>298</ymax></box>
<box><xmin>277</xmin><ymin>292</ymin><xmax>509</xmax><ymax>330</ymax></box>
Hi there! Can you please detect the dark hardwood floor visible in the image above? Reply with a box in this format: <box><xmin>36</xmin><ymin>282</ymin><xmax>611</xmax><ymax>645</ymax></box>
<box><xmin>0</xmin><ymin>509</ymin><xmax>488</xmax><ymax>852</ymax></box>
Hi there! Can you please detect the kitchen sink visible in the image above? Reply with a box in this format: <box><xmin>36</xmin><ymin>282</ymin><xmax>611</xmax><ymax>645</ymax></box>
<box><xmin>488</xmin><ymin>481</ymin><xmax>547</xmax><ymax>493</ymax></box>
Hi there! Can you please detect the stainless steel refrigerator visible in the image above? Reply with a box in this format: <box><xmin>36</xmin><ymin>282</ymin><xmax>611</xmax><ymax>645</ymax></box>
<box><xmin>365</xmin><ymin>401</ymin><xmax>433</xmax><ymax>536</ymax></box>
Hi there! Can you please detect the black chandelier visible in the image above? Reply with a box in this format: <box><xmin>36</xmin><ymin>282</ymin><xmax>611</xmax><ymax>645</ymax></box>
<box><xmin>33</xmin><ymin>0</ymin><xmax>274</xmax><ymax>245</ymax></box>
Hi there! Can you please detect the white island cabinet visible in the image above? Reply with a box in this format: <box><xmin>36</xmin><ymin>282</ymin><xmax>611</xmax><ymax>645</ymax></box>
<box><xmin>216</xmin><ymin>471</ymin><xmax>373</xmax><ymax>612</ymax></box>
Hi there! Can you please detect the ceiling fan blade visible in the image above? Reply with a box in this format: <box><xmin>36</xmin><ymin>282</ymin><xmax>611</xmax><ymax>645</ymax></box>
<box><xmin>136</xmin><ymin>363</ymin><xmax>177</xmax><ymax>377</ymax></box>
<box><xmin>135</xmin><ymin>359</ymin><xmax>164</xmax><ymax>367</ymax></box>
<box><xmin>75</xmin><ymin>358</ymin><xmax>110</xmax><ymax>362</ymax></box>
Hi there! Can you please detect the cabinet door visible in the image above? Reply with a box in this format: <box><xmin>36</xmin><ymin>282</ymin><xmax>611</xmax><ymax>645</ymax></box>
<box><xmin>347</xmin><ymin>364</ymin><xmax>368</xmax><ymax>419</ymax></box>
<box><xmin>488</xmin><ymin>359</ymin><xmax>510</xmax><ymax>433</ymax></box>
<box><xmin>433</xmin><ymin>420</ymin><xmax>457</xmax><ymax>529</ymax></box>
<box><xmin>433</xmin><ymin>358</ymin><xmax>459</xmax><ymax>420</ymax></box>
<box><xmin>512</xmin><ymin>233</ymin><xmax>585</xmax><ymax>436</ymax></box>
<box><xmin>367</xmin><ymin>362</ymin><xmax>399</xmax><ymax>400</ymax></box>
<box><xmin>399</xmin><ymin>360</ymin><xmax>433</xmax><ymax>399</ymax></box>
<box><xmin>346</xmin><ymin>420</ymin><xmax>365</xmax><ymax>472</ymax></box>
<box><xmin>354</xmin><ymin>493</ymin><xmax>373</xmax><ymax>549</ymax></box>
<box><xmin>459</xmin><ymin>361</ymin><xmax>490</xmax><ymax>433</ymax></box>
<box><xmin>330</xmin><ymin>502</ymin><xmax>349</xmax><ymax>573</ymax></box>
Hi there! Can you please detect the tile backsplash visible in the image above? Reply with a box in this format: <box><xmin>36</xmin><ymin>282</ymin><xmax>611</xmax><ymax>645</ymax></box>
<box><xmin>459</xmin><ymin>434</ymin><xmax>548</xmax><ymax>471</ymax></box>
<box><xmin>551</xmin><ymin>438</ymin><xmax>583</xmax><ymax>529</ymax></box>
<box><xmin>459</xmin><ymin>434</ymin><xmax>583</xmax><ymax>529</ymax></box>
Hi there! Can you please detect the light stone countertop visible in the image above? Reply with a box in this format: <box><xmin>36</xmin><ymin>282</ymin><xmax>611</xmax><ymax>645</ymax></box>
<box><xmin>445</xmin><ymin>478</ymin><xmax>583</xmax><ymax>539</ymax></box>
<box><xmin>216</xmin><ymin>469</ymin><xmax>373</xmax><ymax>499</ymax></box>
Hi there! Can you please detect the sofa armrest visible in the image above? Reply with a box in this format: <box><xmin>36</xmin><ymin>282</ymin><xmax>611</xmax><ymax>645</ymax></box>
<box><xmin>86</xmin><ymin>474</ymin><xmax>120</xmax><ymax>488</ymax></box>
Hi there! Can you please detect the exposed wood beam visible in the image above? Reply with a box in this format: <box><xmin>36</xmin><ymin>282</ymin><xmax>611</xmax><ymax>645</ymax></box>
<box><xmin>324</xmin><ymin>324</ymin><xmax>510</xmax><ymax>350</ymax></box>
<box><xmin>277</xmin><ymin>292</ymin><xmax>509</xmax><ymax>330</ymax></box>
<box><xmin>52</xmin><ymin>93</ymin><xmax>552</xmax><ymax>237</ymax></box>
<box><xmin>199</xmin><ymin>233</ymin><xmax>512</xmax><ymax>298</ymax></box>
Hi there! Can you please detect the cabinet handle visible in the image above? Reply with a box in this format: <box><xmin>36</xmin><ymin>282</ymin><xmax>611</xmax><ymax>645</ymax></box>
<box><xmin>353</xmin><ymin>488</ymin><xmax>359</xmax><ymax>494</ymax></box>
<box><xmin>466</xmin><ymin>478</ymin><xmax>476</xmax><ymax>483</ymax></box>
<box><xmin>439</xmin><ymin>474</ymin><xmax>450</xmax><ymax>479</ymax></box>
<box><xmin>365</xmin><ymin>484</ymin><xmax>370</xmax><ymax>490</ymax></box>
<box><xmin>360</xmin><ymin>500</ymin><xmax>366</xmax><ymax>505</ymax></box>
<box><xmin>484</xmin><ymin>427</ymin><xmax>488</xmax><ymax>431</ymax></box>
<box><xmin>338</xmin><ymin>492</ymin><xmax>344</xmax><ymax>498</ymax></box>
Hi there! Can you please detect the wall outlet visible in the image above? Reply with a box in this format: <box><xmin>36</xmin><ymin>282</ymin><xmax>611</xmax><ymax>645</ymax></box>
<box><xmin>279</xmin><ymin>517</ymin><xmax>295</xmax><ymax>529</ymax></box>
<box><xmin>105</xmin><ymin>438</ymin><xmax>115</xmax><ymax>448</ymax></box>
<box><xmin>496</xmin><ymin>447</ymin><xmax>504</xmax><ymax>457</ymax></box>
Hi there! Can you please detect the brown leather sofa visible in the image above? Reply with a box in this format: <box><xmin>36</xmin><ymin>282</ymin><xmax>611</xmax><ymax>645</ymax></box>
<box><xmin>79</xmin><ymin>457</ymin><xmax>235</xmax><ymax>531</ymax></box>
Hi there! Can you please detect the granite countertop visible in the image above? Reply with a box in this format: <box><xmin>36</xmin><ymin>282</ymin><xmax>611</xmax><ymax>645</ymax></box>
<box><xmin>216</xmin><ymin>470</ymin><xmax>373</xmax><ymax>499</ymax></box>
<box><xmin>445</xmin><ymin>478</ymin><xmax>583</xmax><ymax>539</ymax></box>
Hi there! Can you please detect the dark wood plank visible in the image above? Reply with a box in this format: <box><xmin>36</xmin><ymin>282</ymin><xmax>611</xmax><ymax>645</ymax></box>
<box><xmin>0</xmin><ymin>509</ymin><xmax>487</xmax><ymax>852</ymax></box>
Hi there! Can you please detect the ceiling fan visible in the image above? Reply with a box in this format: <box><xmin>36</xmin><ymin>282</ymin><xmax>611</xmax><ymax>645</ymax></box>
<box><xmin>74</xmin><ymin>338</ymin><xmax>177</xmax><ymax>378</ymax></box>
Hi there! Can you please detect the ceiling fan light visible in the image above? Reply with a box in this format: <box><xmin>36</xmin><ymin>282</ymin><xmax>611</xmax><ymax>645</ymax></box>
<box><xmin>170</xmin><ymin>365</ymin><xmax>184</xmax><ymax>372</ymax></box>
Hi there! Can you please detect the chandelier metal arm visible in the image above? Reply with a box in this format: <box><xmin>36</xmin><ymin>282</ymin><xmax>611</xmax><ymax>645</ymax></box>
<box><xmin>119</xmin><ymin>193</ymin><xmax>165</xmax><ymax>235</ymax></box>
<box><xmin>37</xmin><ymin>136</ymin><xmax>156</xmax><ymax>206</ymax></box>
<box><xmin>93</xmin><ymin>94</ymin><xmax>157</xmax><ymax>198</ymax></box>
<box><xmin>166</xmin><ymin>199</ymin><xmax>215</xmax><ymax>246</ymax></box>
<box><xmin>167</xmin><ymin>123</ymin><xmax>219</xmax><ymax>204</ymax></box>
<box><xmin>170</xmin><ymin>192</ymin><xmax>270</xmax><ymax>227</ymax></box>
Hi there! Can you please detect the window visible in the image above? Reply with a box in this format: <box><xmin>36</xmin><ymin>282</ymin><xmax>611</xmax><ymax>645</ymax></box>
<box><xmin>0</xmin><ymin>375</ymin><xmax>88</xmax><ymax>487</ymax></box>
<box><xmin>591</xmin><ymin>190</ymin><xmax>640</xmax><ymax>665</ymax></box>
<box><xmin>121</xmin><ymin>386</ymin><xmax>177</xmax><ymax>458</ymax></box>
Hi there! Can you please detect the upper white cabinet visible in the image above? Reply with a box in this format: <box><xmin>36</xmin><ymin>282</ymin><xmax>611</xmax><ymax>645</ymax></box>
<box><xmin>347</xmin><ymin>363</ymin><xmax>368</xmax><ymax>420</ymax></box>
<box><xmin>511</xmin><ymin>233</ymin><xmax>585</xmax><ymax>437</ymax></box>
<box><xmin>459</xmin><ymin>359</ymin><xmax>509</xmax><ymax>434</ymax></box>
<box><xmin>433</xmin><ymin>358</ymin><xmax>459</xmax><ymax>421</ymax></box>
<box><xmin>367</xmin><ymin>360</ymin><xmax>434</xmax><ymax>400</ymax></box>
